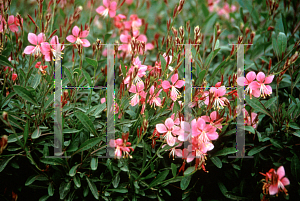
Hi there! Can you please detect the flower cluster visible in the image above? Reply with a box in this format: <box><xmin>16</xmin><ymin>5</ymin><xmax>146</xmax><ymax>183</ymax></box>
<box><xmin>237</xmin><ymin>71</ymin><xmax>274</xmax><ymax>99</ymax></box>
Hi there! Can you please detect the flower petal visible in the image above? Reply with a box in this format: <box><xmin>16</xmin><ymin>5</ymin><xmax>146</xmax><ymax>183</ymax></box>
<box><xmin>277</xmin><ymin>166</ymin><xmax>285</xmax><ymax>180</ymax></box>
<box><xmin>66</xmin><ymin>35</ymin><xmax>77</xmax><ymax>43</ymax></box>
<box><xmin>268</xmin><ymin>184</ymin><xmax>278</xmax><ymax>195</ymax></box>
<box><xmin>72</xmin><ymin>26</ymin><xmax>80</xmax><ymax>37</ymax></box>
<box><xmin>256</xmin><ymin>72</ymin><xmax>266</xmax><ymax>83</ymax></box>
<box><xmin>23</xmin><ymin>46</ymin><xmax>35</xmax><ymax>54</ymax></box>
<box><xmin>162</xmin><ymin>81</ymin><xmax>171</xmax><ymax>89</ymax></box>
<box><xmin>246</xmin><ymin>71</ymin><xmax>256</xmax><ymax>82</ymax></box>
<box><xmin>28</xmin><ymin>33</ymin><xmax>38</xmax><ymax>45</ymax></box>
<box><xmin>171</xmin><ymin>74</ymin><xmax>178</xmax><ymax>85</ymax></box>
<box><xmin>156</xmin><ymin>124</ymin><xmax>167</xmax><ymax>133</ymax></box>
<box><xmin>81</xmin><ymin>39</ymin><xmax>91</xmax><ymax>47</ymax></box>
<box><xmin>281</xmin><ymin>177</ymin><xmax>290</xmax><ymax>186</ymax></box>
<box><xmin>165</xmin><ymin>118</ymin><xmax>174</xmax><ymax>130</ymax></box>
<box><xmin>175</xmin><ymin>80</ymin><xmax>184</xmax><ymax>88</ymax></box>
<box><xmin>80</xmin><ymin>30</ymin><xmax>89</xmax><ymax>38</ymax></box>
<box><xmin>264</xmin><ymin>75</ymin><xmax>274</xmax><ymax>84</ymax></box>
<box><xmin>96</xmin><ymin>6</ymin><xmax>106</xmax><ymax>14</ymax></box>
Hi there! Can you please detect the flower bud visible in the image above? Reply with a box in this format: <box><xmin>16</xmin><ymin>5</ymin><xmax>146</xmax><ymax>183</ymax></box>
<box><xmin>2</xmin><ymin>111</ymin><xmax>8</xmax><ymax>122</ymax></box>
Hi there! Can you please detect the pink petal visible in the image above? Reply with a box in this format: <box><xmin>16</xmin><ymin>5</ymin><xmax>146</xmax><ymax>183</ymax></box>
<box><xmin>165</xmin><ymin>118</ymin><xmax>174</xmax><ymax>130</ymax></box>
<box><xmin>130</xmin><ymin>94</ymin><xmax>139</xmax><ymax>106</ymax></box>
<box><xmin>175</xmin><ymin>80</ymin><xmax>184</xmax><ymax>88</ymax></box>
<box><xmin>237</xmin><ymin>77</ymin><xmax>245</xmax><ymax>86</ymax></box>
<box><xmin>201</xmin><ymin>116</ymin><xmax>210</xmax><ymax>122</ymax></box>
<box><xmin>28</xmin><ymin>33</ymin><xmax>38</xmax><ymax>45</ymax></box>
<box><xmin>162</xmin><ymin>81</ymin><xmax>171</xmax><ymax>89</ymax></box>
<box><xmin>72</xmin><ymin>26</ymin><xmax>80</xmax><ymax>37</ymax></box>
<box><xmin>146</xmin><ymin>43</ymin><xmax>154</xmax><ymax>50</ymax></box>
<box><xmin>108</xmin><ymin>10</ymin><xmax>116</xmax><ymax>17</ymax></box>
<box><xmin>256</xmin><ymin>72</ymin><xmax>266</xmax><ymax>83</ymax></box>
<box><xmin>170</xmin><ymin>89</ymin><xmax>177</xmax><ymax>101</ymax></box>
<box><xmin>9</xmin><ymin>25</ymin><xmax>18</xmax><ymax>32</ymax></box>
<box><xmin>166</xmin><ymin>134</ymin><xmax>176</xmax><ymax>146</ymax></box>
<box><xmin>80</xmin><ymin>30</ymin><xmax>89</xmax><ymax>38</ymax></box>
<box><xmin>101</xmin><ymin>98</ymin><xmax>106</xmax><ymax>104</ymax></box>
<box><xmin>103</xmin><ymin>0</ymin><xmax>109</xmax><ymax>8</ymax></box>
<box><xmin>37</xmin><ymin>33</ymin><xmax>45</xmax><ymax>44</ymax></box>
<box><xmin>277</xmin><ymin>166</ymin><xmax>285</xmax><ymax>180</ymax></box>
<box><xmin>7</xmin><ymin>15</ymin><xmax>14</xmax><ymax>24</ymax></box>
<box><xmin>268</xmin><ymin>184</ymin><xmax>278</xmax><ymax>195</ymax></box>
<box><xmin>96</xmin><ymin>6</ymin><xmax>106</xmax><ymax>14</ymax></box>
<box><xmin>210</xmin><ymin>111</ymin><xmax>217</xmax><ymax>121</ymax></box>
<box><xmin>265</xmin><ymin>85</ymin><xmax>272</xmax><ymax>94</ymax></box>
<box><xmin>281</xmin><ymin>177</ymin><xmax>290</xmax><ymax>186</ymax></box>
<box><xmin>129</xmin><ymin>85</ymin><xmax>137</xmax><ymax>93</ymax></box>
<box><xmin>264</xmin><ymin>75</ymin><xmax>274</xmax><ymax>84</ymax></box>
<box><xmin>215</xmin><ymin>86</ymin><xmax>226</xmax><ymax>96</ymax></box>
<box><xmin>23</xmin><ymin>46</ymin><xmax>35</xmax><ymax>54</ymax></box>
<box><xmin>109</xmin><ymin>1</ymin><xmax>117</xmax><ymax>11</ymax></box>
<box><xmin>120</xmin><ymin>34</ymin><xmax>129</xmax><ymax>43</ymax></box>
<box><xmin>246</xmin><ymin>71</ymin><xmax>256</xmax><ymax>82</ymax></box>
<box><xmin>137</xmin><ymin>34</ymin><xmax>147</xmax><ymax>42</ymax></box>
<box><xmin>66</xmin><ymin>35</ymin><xmax>77</xmax><ymax>43</ymax></box>
<box><xmin>156</xmin><ymin>124</ymin><xmax>167</xmax><ymax>133</ymax></box>
<box><xmin>196</xmin><ymin>118</ymin><xmax>206</xmax><ymax>130</ymax></box>
<box><xmin>171</xmin><ymin>74</ymin><xmax>178</xmax><ymax>85</ymax></box>
<box><xmin>252</xmin><ymin>88</ymin><xmax>261</xmax><ymax>98</ymax></box>
<box><xmin>207</xmin><ymin>131</ymin><xmax>219</xmax><ymax>140</ymax></box>
<box><xmin>109</xmin><ymin>139</ymin><xmax>116</xmax><ymax>148</ymax></box>
<box><xmin>136</xmin><ymin>81</ymin><xmax>144</xmax><ymax>92</ymax></box>
<box><xmin>81</xmin><ymin>39</ymin><xmax>91</xmax><ymax>47</ymax></box>
<box><xmin>249</xmin><ymin>81</ymin><xmax>260</xmax><ymax>90</ymax></box>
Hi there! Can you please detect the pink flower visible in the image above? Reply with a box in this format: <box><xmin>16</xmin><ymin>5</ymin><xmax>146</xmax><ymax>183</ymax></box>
<box><xmin>12</xmin><ymin>73</ymin><xmax>17</xmax><ymax>82</ymax></box>
<box><xmin>41</xmin><ymin>36</ymin><xmax>64</xmax><ymax>61</ymax></box>
<box><xmin>96</xmin><ymin>0</ymin><xmax>117</xmax><ymax>18</ymax></box>
<box><xmin>162</xmin><ymin>74</ymin><xmax>185</xmax><ymax>101</ymax></box>
<box><xmin>204</xmin><ymin>86</ymin><xmax>229</xmax><ymax>109</ymax></box>
<box><xmin>114</xmin><ymin>14</ymin><xmax>126</xmax><ymax>29</ymax></box>
<box><xmin>7</xmin><ymin>15</ymin><xmax>22</xmax><ymax>32</ymax></box>
<box><xmin>109</xmin><ymin>138</ymin><xmax>134</xmax><ymax>159</ymax></box>
<box><xmin>201</xmin><ymin>111</ymin><xmax>222</xmax><ymax>130</ymax></box>
<box><xmin>268</xmin><ymin>166</ymin><xmax>290</xmax><ymax>195</ymax></box>
<box><xmin>191</xmin><ymin>118</ymin><xmax>218</xmax><ymax>141</ymax></box>
<box><xmin>178</xmin><ymin>121</ymin><xmax>192</xmax><ymax>142</ymax></box>
<box><xmin>23</xmin><ymin>33</ymin><xmax>46</xmax><ymax>56</ymax></box>
<box><xmin>237</xmin><ymin>71</ymin><xmax>261</xmax><ymax>99</ymax></box>
<box><xmin>162</xmin><ymin>140</ymin><xmax>182</xmax><ymax>160</ymax></box>
<box><xmin>170</xmin><ymin>113</ymin><xmax>181</xmax><ymax>125</ymax></box>
<box><xmin>101</xmin><ymin>98</ymin><xmax>106</xmax><ymax>104</ymax></box>
<box><xmin>125</xmin><ymin>0</ymin><xmax>133</xmax><ymax>5</ymax></box>
<box><xmin>243</xmin><ymin>109</ymin><xmax>258</xmax><ymax>129</ymax></box>
<box><xmin>129</xmin><ymin>14</ymin><xmax>143</xmax><ymax>31</ymax></box>
<box><xmin>118</xmin><ymin>30</ymin><xmax>154</xmax><ymax>55</ymax></box>
<box><xmin>156</xmin><ymin>118</ymin><xmax>183</xmax><ymax>146</ymax></box>
<box><xmin>129</xmin><ymin>81</ymin><xmax>147</xmax><ymax>106</ymax></box>
<box><xmin>148</xmin><ymin>85</ymin><xmax>162</xmax><ymax>108</ymax></box>
<box><xmin>124</xmin><ymin>56</ymin><xmax>147</xmax><ymax>85</ymax></box>
<box><xmin>66</xmin><ymin>26</ymin><xmax>90</xmax><ymax>47</ymax></box>
<box><xmin>253</xmin><ymin>72</ymin><xmax>274</xmax><ymax>98</ymax></box>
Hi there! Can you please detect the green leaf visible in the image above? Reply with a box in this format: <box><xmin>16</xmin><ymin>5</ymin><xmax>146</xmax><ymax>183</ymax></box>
<box><xmin>204</xmin><ymin>14</ymin><xmax>217</xmax><ymax>35</ymax></box>
<box><xmin>93</xmin><ymin>103</ymin><xmax>106</xmax><ymax>116</ymax></box>
<box><xmin>44</xmin><ymin>94</ymin><xmax>54</xmax><ymax>110</ymax></box>
<box><xmin>217</xmin><ymin>181</ymin><xmax>228</xmax><ymax>196</ymax></box>
<box><xmin>245</xmin><ymin>95</ymin><xmax>271</xmax><ymax>117</ymax></box>
<box><xmin>264</xmin><ymin>96</ymin><xmax>277</xmax><ymax>109</ymax></box>
<box><xmin>211</xmin><ymin>156</ymin><xmax>222</xmax><ymax>168</ymax></box>
<box><xmin>106</xmin><ymin>188</ymin><xmax>128</xmax><ymax>193</ymax></box>
<box><xmin>201</xmin><ymin>3</ymin><xmax>209</xmax><ymax>17</ymax></box>
<box><xmin>291</xmin><ymin>154</ymin><xmax>300</xmax><ymax>181</ymax></box>
<box><xmin>180</xmin><ymin>175</ymin><xmax>191</xmax><ymax>190</ymax></box>
<box><xmin>277</xmin><ymin>32</ymin><xmax>287</xmax><ymax>58</ymax></box>
<box><xmin>48</xmin><ymin>182</ymin><xmax>54</xmax><ymax>196</ymax></box>
<box><xmin>149</xmin><ymin>170</ymin><xmax>169</xmax><ymax>187</ymax></box>
<box><xmin>31</xmin><ymin>73</ymin><xmax>41</xmax><ymax>89</ymax></box>
<box><xmin>248</xmin><ymin>146</ymin><xmax>267</xmax><ymax>156</ymax></box>
<box><xmin>1</xmin><ymin>92</ymin><xmax>16</xmax><ymax>109</ymax></box>
<box><xmin>86</xmin><ymin>58</ymin><xmax>98</xmax><ymax>68</ymax></box>
<box><xmin>272</xmin><ymin>34</ymin><xmax>279</xmax><ymax>58</ymax></box>
<box><xmin>40</xmin><ymin>158</ymin><xmax>67</xmax><ymax>166</ymax></box>
<box><xmin>184</xmin><ymin>166</ymin><xmax>196</xmax><ymax>176</ymax></box>
<box><xmin>73</xmin><ymin>174</ymin><xmax>81</xmax><ymax>188</ymax></box>
<box><xmin>82</xmin><ymin>69</ymin><xmax>92</xmax><ymax>86</ymax></box>
<box><xmin>0</xmin><ymin>156</ymin><xmax>15</xmax><ymax>172</ymax></box>
<box><xmin>270</xmin><ymin>138</ymin><xmax>283</xmax><ymax>149</ymax></box>
<box><xmin>86</xmin><ymin>176</ymin><xmax>99</xmax><ymax>199</ymax></box>
<box><xmin>120</xmin><ymin>60</ymin><xmax>127</xmax><ymax>78</ymax></box>
<box><xmin>25</xmin><ymin>175</ymin><xmax>41</xmax><ymax>186</ymax></box>
<box><xmin>69</xmin><ymin>163</ymin><xmax>81</xmax><ymax>176</ymax></box>
<box><xmin>245</xmin><ymin>126</ymin><xmax>256</xmax><ymax>134</ymax></box>
<box><xmin>160</xmin><ymin>54</ymin><xmax>167</xmax><ymax>73</ymax></box>
<box><xmin>112</xmin><ymin>172</ymin><xmax>120</xmax><ymax>188</ymax></box>
<box><xmin>213</xmin><ymin>147</ymin><xmax>237</xmax><ymax>157</ymax></box>
<box><xmin>63</xmin><ymin>129</ymin><xmax>81</xmax><ymax>134</ymax></box>
<box><xmin>24</xmin><ymin>121</ymin><xmax>29</xmax><ymax>144</ymax></box>
<box><xmin>171</xmin><ymin>163</ymin><xmax>177</xmax><ymax>177</ymax></box>
<box><xmin>31</xmin><ymin>126</ymin><xmax>41</xmax><ymax>139</ymax></box>
<box><xmin>292</xmin><ymin>130</ymin><xmax>300</xmax><ymax>138</ymax></box>
<box><xmin>64</xmin><ymin>67</ymin><xmax>74</xmax><ymax>85</ymax></box>
<box><xmin>0</xmin><ymin>55</ymin><xmax>13</xmax><ymax>68</ymax></box>
<box><xmin>196</xmin><ymin>70</ymin><xmax>206</xmax><ymax>86</ymax></box>
<box><xmin>90</xmin><ymin>157</ymin><xmax>98</xmax><ymax>170</ymax></box>
<box><xmin>74</xmin><ymin>111</ymin><xmax>97</xmax><ymax>136</ymax></box>
<box><xmin>59</xmin><ymin>181</ymin><xmax>71</xmax><ymax>199</ymax></box>
<box><xmin>204</xmin><ymin>48</ymin><xmax>220</xmax><ymax>69</ymax></box>
<box><xmin>236</xmin><ymin>0</ymin><xmax>259</xmax><ymax>23</ymax></box>
<box><xmin>39</xmin><ymin>195</ymin><xmax>50</xmax><ymax>201</ymax></box>
<box><xmin>13</xmin><ymin>85</ymin><xmax>37</xmax><ymax>105</ymax></box>
<box><xmin>74</xmin><ymin>137</ymin><xmax>102</xmax><ymax>154</ymax></box>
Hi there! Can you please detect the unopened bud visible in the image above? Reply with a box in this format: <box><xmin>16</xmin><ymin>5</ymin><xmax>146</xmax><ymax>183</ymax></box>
<box><xmin>250</xmin><ymin>31</ymin><xmax>255</xmax><ymax>40</ymax></box>
<box><xmin>2</xmin><ymin>111</ymin><xmax>8</xmax><ymax>122</ymax></box>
